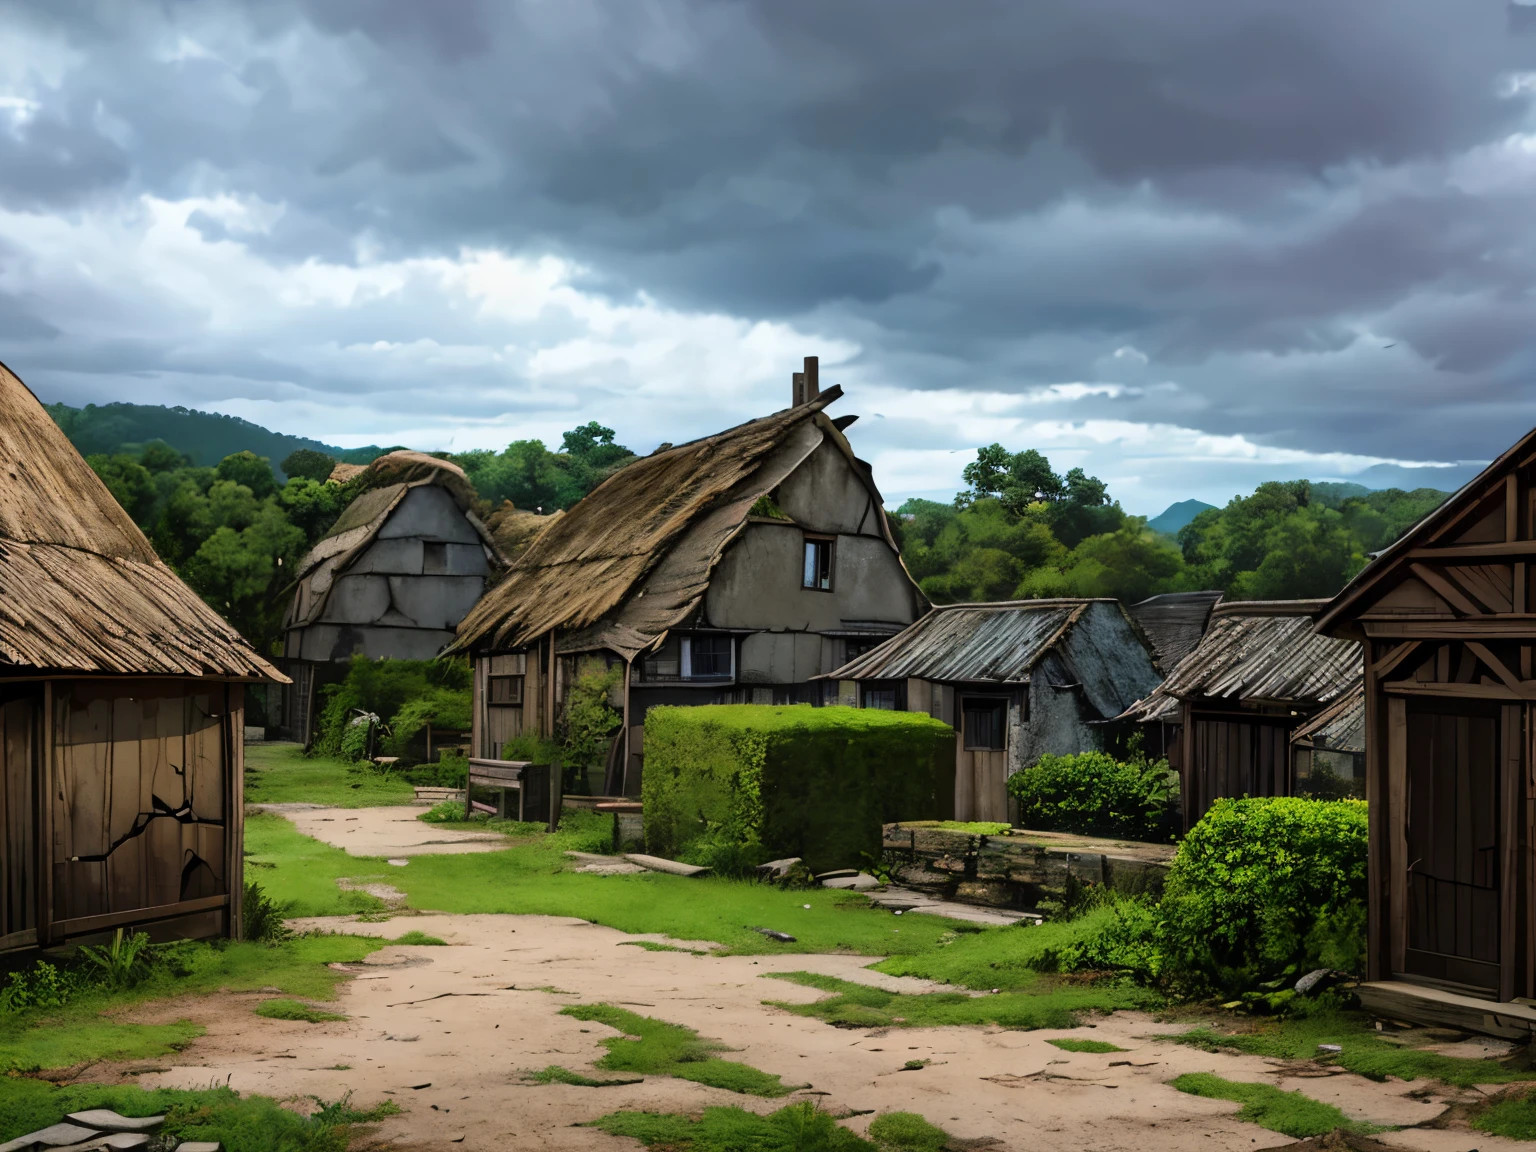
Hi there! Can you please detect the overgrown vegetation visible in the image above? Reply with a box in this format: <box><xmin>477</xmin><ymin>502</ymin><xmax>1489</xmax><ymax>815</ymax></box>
<box><xmin>560</xmin><ymin>657</ymin><xmax>623</xmax><ymax>794</ymax></box>
<box><xmin>562</xmin><ymin>1003</ymin><xmax>796</xmax><ymax>1096</ymax></box>
<box><xmin>1047</xmin><ymin>1037</ymin><xmax>1126</xmax><ymax>1053</ymax></box>
<box><xmin>254</xmin><ymin>997</ymin><xmax>349</xmax><ymax>1022</ymax></box>
<box><xmin>450</xmin><ymin>421</ymin><xmax>636</xmax><ymax>512</ymax></box>
<box><xmin>0</xmin><ymin>1079</ymin><xmax>398</xmax><ymax>1150</ymax></box>
<box><xmin>644</xmin><ymin>704</ymin><xmax>952</xmax><ymax>873</ymax></box>
<box><xmin>594</xmin><ymin>1103</ymin><xmax>953</xmax><ymax>1152</ymax></box>
<box><xmin>1006</xmin><ymin>741</ymin><xmax>1178</xmax><ymax>840</ymax></box>
<box><xmin>1169</xmin><ymin>1072</ymin><xmax>1384</xmax><ymax>1138</ymax></box>
<box><xmin>310</xmin><ymin>655</ymin><xmax>473</xmax><ymax>764</ymax></box>
<box><xmin>894</xmin><ymin>445</ymin><xmax>1447</xmax><ymax>605</ymax></box>
<box><xmin>763</xmin><ymin>970</ymin><xmax>1153</xmax><ymax>1029</ymax></box>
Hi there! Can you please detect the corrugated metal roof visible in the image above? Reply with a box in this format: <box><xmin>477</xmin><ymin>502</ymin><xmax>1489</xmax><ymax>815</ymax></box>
<box><xmin>1120</xmin><ymin>600</ymin><xmax>1361</xmax><ymax>722</ymax></box>
<box><xmin>1128</xmin><ymin>590</ymin><xmax>1223</xmax><ymax>672</ymax></box>
<box><xmin>821</xmin><ymin>600</ymin><xmax>1093</xmax><ymax>684</ymax></box>
<box><xmin>1292</xmin><ymin>684</ymin><xmax>1365</xmax><ymax>752</ymax></box>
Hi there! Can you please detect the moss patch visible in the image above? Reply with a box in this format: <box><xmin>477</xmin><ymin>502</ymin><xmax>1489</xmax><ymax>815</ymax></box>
<box><xmin>764</xmin><ymin>970</ymin><xmax>1152</xmax><ymax>1030</ymax></box>
<box><xmin>391</xmin><ymin>931</ymin><xmax>447</xmax><ymax>946</ymax></box>
<box><xmin>616</xmin><ymin>940</ymin><xmax>710</xmax><ymax>955</ymax></box>
<box><xmin>562</xmin><ymin>1003</ymin><xmax>796</xmax><ymax>1096</ymax></box>
<box><xmin>254</xmin><ymin>998</ymin><xmax>348</xmax><ymax>1023</ymax></box>
<box><xmin>1171</xmin><ymin>1072</ymin><xmax>1385</xmax><ymax>1138</ymax></box>
<box><xmin>523</xmin><ymin>1064</ymin><xmax>644</xmax><ymax>1087</ymax></box>
<box><xmin>1047</xmin><ymin>1037</ymin><xmax>1127</xmax><ymax>1053</ymax></box>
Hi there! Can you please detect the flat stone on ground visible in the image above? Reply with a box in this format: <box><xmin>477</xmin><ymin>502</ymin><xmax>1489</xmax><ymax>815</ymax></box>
<box><xmin>64</xmin><ymin>1113</ymin><xmax>163</xmax><ymax>1133</ymax></box>
<box><xmin>0</xmin><ymin>1125</ymin><xmax>103</xmax><ymax>1152</ymax></box>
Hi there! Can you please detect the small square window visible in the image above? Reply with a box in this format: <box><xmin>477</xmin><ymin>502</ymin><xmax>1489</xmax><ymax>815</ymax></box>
<box><xmin>962</xmin><ymin>698</ymin><xmax>1007</xmax><ymax>751</ymax></box>
<box><xmin>689</xmin><ymin>635</ymin><xmax>732</xmax><ymax>678</ymax></box>
<box><xmin>803</xmin><ymin>537</ymin><xmax>833</xmax><ymax>590</ymax></box>
<box><xmin>489</xmin><ymin>675</ymin><xmax>523</xmax><ymax>705</ymax></box>
<box><xmin>423</xmin><ymin>541</ymin><xmax>449</xmax><ymax>574</ymax></box>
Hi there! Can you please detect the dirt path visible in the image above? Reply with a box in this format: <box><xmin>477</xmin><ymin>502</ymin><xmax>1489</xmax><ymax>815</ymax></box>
<box><xmin>254</xmin><ymin>804</ymin><xmax>507</xmax><ymax>857</ymax></box>
<box><xmin>105</xmin><ymin>913</ymin><xmax>1517</xmax><ymax>1152</ymax></box>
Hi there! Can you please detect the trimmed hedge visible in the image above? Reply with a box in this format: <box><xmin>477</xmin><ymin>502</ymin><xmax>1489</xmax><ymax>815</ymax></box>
<box><xmin>642</xmin><ymin>705</ymin><xmax>954</xmax><ymax>873</ymax></box>
<box><xmin>1005</xmin><ymin>749</ymin><xmax>1178</xmax><ymax>840</ymax></box>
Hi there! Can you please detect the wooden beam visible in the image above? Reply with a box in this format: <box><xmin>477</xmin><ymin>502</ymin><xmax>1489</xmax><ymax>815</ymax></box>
<box><xmin>54</xmin><ymin>894</ymin><xmax>229</xmax><ymax>938</ymax></box>
<box><xmin>1502</xmin><ymin>704</ymin><xmax>1521</xmax><ymax>1003</ymax></box>
<box><xmin>1411</xmin><ymin>563</ymin><xmax>1485</xmax><ymax>616</ymax></box>
<box><xmin>1371</xmin><ymin>641</ymin><xmax>1422</xmax><ymax>680</ymax></box>
<box><xmin>39</xmin><ymin>682</ymin><xmax>52</xmax><ymax>948</ymax></box>
<box><xmin>1364</xmin><ymin>639</ymin><xmax>1385</xmax><ymax>983</ymax></box>
<box><xmin>1509</xmin><ymin>475</ymin><xmax>1520</xmax><ymax>543</ymax></box>
<box><xmin>1408</xmin><ymin>540</ymin><xmax>1536</xmax><ymax>561</ymax></box>
<box><xmin>1366</xmin><ymin>619</ymin><xmax>1536</xmax><ymax>638</ymax></box>
<box><xmin>1519</xmin><ymin>563</ymin><xmax>1529</xmax><ymax>616</ymax></box>
<box><xmin>0</xmin><ymin>928</ymin><xmax>37</xmax><ymax>954</ymax></box>
<box><xmin>1387</xmin><ymin>696</ymin><xmax>1408</xmax><ymax>977</ymax></box>
<box><xmin>1384</xmin><ymin>679</ymin><xmax>1525</xmax><ymax>701</ymax></box>
<box><xmin>1468</xmin><ymin>642</ymin><xmax>1530</xmax><ymax>697</ymax></box>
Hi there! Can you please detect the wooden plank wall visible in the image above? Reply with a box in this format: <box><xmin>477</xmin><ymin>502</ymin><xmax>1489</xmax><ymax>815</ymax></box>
<box><xmin>0</xmin><ymin>693</ymin><xmax>39</xmax><ymax>949</ymax></box>
<box><xmin>50</xmin><ymin>680</ymin><xmax>232</xmax><ymax>937</ymax></box>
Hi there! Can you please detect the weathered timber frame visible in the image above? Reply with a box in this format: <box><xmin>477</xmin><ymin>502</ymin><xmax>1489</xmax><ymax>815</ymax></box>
<box><xmin>1321</xmin><ymin>436</ymin><xmax>1536</xmax><ymax>1015</ymax></box>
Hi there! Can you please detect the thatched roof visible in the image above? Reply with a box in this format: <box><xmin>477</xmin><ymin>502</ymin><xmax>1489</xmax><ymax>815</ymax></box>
<box><xmin>287</xmin><ymin>450</ymin><xmax>505</xmax><ymax>631</ymax></box>
<box><xmin>484</xmin><ymin>502</ymin><xmax>560</xmax><ymax>575</ymax></box>
<box><xmin>0</xmin><ymin>360</ymin><xmax>283</xmax><ymax>679</ymax></box>
<box><xmin>452</xmin><ymin>386</ymin><xmax>894</xmax><ymax>659</ymax></box>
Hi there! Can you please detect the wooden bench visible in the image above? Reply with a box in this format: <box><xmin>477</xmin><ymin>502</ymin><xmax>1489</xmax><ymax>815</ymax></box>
<box><xmin>466</xmin><ymin>759</ymin><xmax>561</xmax><ymax>831</ymax></box>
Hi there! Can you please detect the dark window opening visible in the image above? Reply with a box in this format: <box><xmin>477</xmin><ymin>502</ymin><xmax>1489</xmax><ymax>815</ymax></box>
<box><xmin>863</xmin><ymin>687</ymin><xmax>897</xmax><ymax>711</ymax></box>
<box><xmin>963</xmin><ymin>698</ymin><xmax>1007</xmax><ymax>750</ymax></box>
<box><xmin>845</xmin><ymin>637</ymin><xmax>881</xmax><ymax>663</ymax></box>
<box><xmin>489</xmin><ymin>675</ymin><xmax>524</xmax><ymax>706</ymax></box>
<box><xmin>423</xmin><ymin>541</ymin><xmax>449</xmax><ymax>574</ymax></box>
<box><xmin>689</xmin><ymin>635</ymin><xmax>733</xmax><ymax>678</ymax></box>
<box><xmin>642</xmin><ymin>636</ymin><xmax>682</xmax><ymax>680</ymax></box>
<box><xmin>803</xmin><ymin>537</ymin><xmax>833</xmax><ymax>590</ymax></box>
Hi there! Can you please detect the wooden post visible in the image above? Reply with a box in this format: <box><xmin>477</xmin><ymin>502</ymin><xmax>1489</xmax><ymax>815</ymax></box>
<box><xmin>619</xmin><ymin>657</ymin><xmax>633</xmax><ymax>797</ymax></box>
<box><xmin>227</xmin><ymin>682</ymin><xmax>246</xmax><ymax>942</ymax></box>
<box><xmin>38</xmin><ymin>682</ymin><xmax>53</xmax><ymax>948</ymax></box>
<box><xmin>1364</xmin><ymin>639</ymin><xmax>1386</xmax><ymax>983</ymax></box>
<box><xmin>1502</xmin><ymin>703</ymin><xmax>1522</xmax><ymax>1002</ymax></box>
<box><xmin>1386</xmin><ymin>693</ymin><xmax>1408</xmax><ymax>977</ymax></box>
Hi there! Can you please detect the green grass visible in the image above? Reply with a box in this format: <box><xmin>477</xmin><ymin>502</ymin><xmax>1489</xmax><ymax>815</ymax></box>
<box><xmin>0</xmin><ymin>935</ymin><xmax>382</xmax><ymax>1073</ymax></box>
<box><xmin>1047</xmin><ymin>1037</ymin><xmax>1127</xmax><ymax>1053</ymax></box>
<box><xmin>523</xmin><ymin>1064</ymin><xmax>644</xmax><ymax>1087</ymax></box>
<box><xmin>763</xmin><ymin>971</ymin><xmax>1153</xmax><ymax>1030</ymax></box>
<box><xmin>254</xmin><ymin>998</ymin><xmax>349</xmax><ymax>1023</ymax></box>
<box><xmin>872</xmin><ymin>909</ymin><xmax>1127</xmax><ymax>991</ymax></box>
<box><xmin>1170</xmin><ymin>1072</ymin><xmax>1385</xmax><ymax>1138</ymax></box>
<box><xmin>900</xmin><ymin>820</ymin><xmax>1012</xmax><ymax>836</ymax></box>
<box><xmin>592</xmin><ymin>1105</ymin><xmax>956</xmax><ymax>1152</ymax></box>
<box><xmin>563</xmin><ymin>1003</ymin><xmax>797</xmax><ymax>1096</ymax></box>
<box><xmin>245</xmin><ymin>743</ymin><xmax>416</xmax><ymax>807</ymax></box>
<box><xmin>391</xmin><ymin>930</ymin><xmax>446</xmax><ymax>946</ymax></box>
<box><xmin>1474</xmin><ymin>1089</ymin><xmax>1536</xmax><ymax>1139</ymax></box>
<box><xmin>1168</xmin><ymin>1009</ymin><xmax>1536</xmax><ymax>1088</ymax></box>
<box><xmin>0</xmin><ymin>1080</ymin><xmax>397</xmax><ymax>1149</ymax></box>
<box><xmin>243</xmin><ymin>811</ymin><xmax>390</xmax><ymax>918</ymax></box>
<box><xmin>617</xmin><ymin>941</ymin><xmax>710</xmax><ymax>955</ymax></box>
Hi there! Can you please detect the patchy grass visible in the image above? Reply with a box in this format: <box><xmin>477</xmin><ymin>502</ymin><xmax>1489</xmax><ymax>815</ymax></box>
<box><xmin>563</xmin><ymin>1003</ymin><xmax>797</xmax><ymax>1096</ymax></box>
<box><xmin>0</xmin><ymin>935</ymin><xmax>382</xmax><ymax>1073</ymax></box>
<box><xmin>898</xmin><ymin>820</ymin><xmax>1012</xmax><ymax>836</ymax></box>
<box><xmin>1474</xmin><ymin>1088</ymin><xmax>1536</xmax><ymax>1140</ymax></box>
<box><xmin>1047</xmin><ymin>1037</ymin><xmax>1127</xmax><ymax>1053</ymax></box>
<box><xmin>523</xmin><ymin>1064</ymin><xmax>644</xmax><ymax>1087</ymax></box>
<box><xmin>245</xmin><ymin>742</ymin><xmax>416</xmax><ymax>807</ymax></box>
<box><xmin>1168</xmin><ymin>1009</ymin><xmax>1536</xmax><ymax>1088</ymax></box>
<box><xmin>871</xmin><ymin>910</ymin><xmax>1127</xmax><ymax>991</ymax></box>
<box><xmin>1170</xmin><ymin>1072</ymin><xmax>1385</xmax><ymax>1138</ymax></box>
<box><xmin>243</xmin><ymin>810</ymin><xmax>389</xmax><ymax>918</ymax></box>
<box><xmin>391</xmin><ymin>931</ymin><xmax>446</xmax><ymax>946</ymax></box>
<box><xmin>254</xmin><ymin>998</ymin><xmax>348</xmax><ymax>1023</ymax></box>
<box><xmin>0</xmin><ymin>1080</ymin><xmax>397</xmax><ymax>1148</ymax></box>
<box><xmin>763</xmin><ymin>971</ymin><xmax>1153</xmax><ymax>1030</ymax></box>
<box><xmin>592</xmin><ymin>1105</ymin><xmax>956</xmax><ymax>1152</ymax></box>
<box><xmin>616</xmin><ymin>941</ymin><xmax>711</xmax><ymax>956</ymax></box>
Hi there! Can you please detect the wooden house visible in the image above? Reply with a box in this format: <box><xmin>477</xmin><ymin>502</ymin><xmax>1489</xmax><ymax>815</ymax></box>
<box><xmin>450</xmin><ymin>358</ymin><xmax>928</xmax><ymax>795</ymax></box>
<box><xmin>1125</xmin><ymin>590</ymin><xmax>1224</xmax><ymax>759</ymax></box>
<box><xmin>1317</xmin><ymin>431</ymin><xmax>1536</xmax><ymax>1029</ymax></box>
<box><xmin>0</xmin><ymin>360</ymin><xmax>282</xmax><ymax>954</ymax></box>
<box><xmin>821</xmin><ymin>599</ymin><xmax>1164</xmax><ymax>823</ymax></box>
<box><xmin>1119</xmin><ymin>600</ymin><xmax>1361</xmax><ymax>828</ymax></box>
<box><xmin>281</xmin><ymin>451</ymin><xmax>506</xmax><ymax>742</ymax></box>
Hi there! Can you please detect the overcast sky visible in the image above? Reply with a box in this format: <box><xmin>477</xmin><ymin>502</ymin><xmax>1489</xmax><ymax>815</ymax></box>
<box><xmin>3</xmin><ymin>1</ymin><xmax>1535</xmax><ymax>514</ymax></box>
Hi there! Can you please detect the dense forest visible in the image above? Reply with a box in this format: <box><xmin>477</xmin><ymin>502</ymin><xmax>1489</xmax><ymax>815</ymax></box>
<box><xmin>895</xmin><ymin>444</ymin><xmax>1449</xmax><ymax>605</ymax></box>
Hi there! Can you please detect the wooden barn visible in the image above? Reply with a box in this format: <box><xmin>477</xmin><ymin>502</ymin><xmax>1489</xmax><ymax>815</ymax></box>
<box><xmin>1119</xmin><ymin>600</ymin><xmax>1361</xmax><ymax>828</ymax></box>
<box><xmin>0</xmin><ymin>360</ymin><xmax>282</xmax><ymax>954</ymax></box>
<box><xmin>1318</xmin><ymin>429</ymin><xmax>1536</xmax><ymax>1029</ymax></box>
<box><xmin>821</xmin><ymin>599</ymin><xmax>1163</xmax><ymax>823</ymax></box>
<box><xmin>450</xmin><ymin>358</ymin><xmax>928</xmax><ymax>795</ymax></box>
<box><xmin>281</xmin><ymin>451</ymin><xmax>507</xmax><ymax>742</ymax></box>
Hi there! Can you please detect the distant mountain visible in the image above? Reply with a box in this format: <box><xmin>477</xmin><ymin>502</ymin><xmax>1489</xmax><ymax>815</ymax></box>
<box><xmin>1147</xmin><ymin>498</ymin><xmax>1216</xmax><ymax>536</ymax></box>
<box><xmin>44</xmin><ymin>401</ymin><xmax>397</xmax><ymax>477</ymax></box>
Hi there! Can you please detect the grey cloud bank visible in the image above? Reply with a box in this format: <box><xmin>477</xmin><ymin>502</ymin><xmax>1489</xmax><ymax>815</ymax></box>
<box><xmin>0</xmin><ymin>0</ymin><xmax>1532</xmax><ymax>514</ymax></box>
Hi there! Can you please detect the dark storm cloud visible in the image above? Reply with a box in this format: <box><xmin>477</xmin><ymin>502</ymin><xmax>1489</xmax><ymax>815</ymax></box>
<box><xmin>2</xmin><ymin>0</ymin><xmax>1536</xmax><ymax>475</ymax></box>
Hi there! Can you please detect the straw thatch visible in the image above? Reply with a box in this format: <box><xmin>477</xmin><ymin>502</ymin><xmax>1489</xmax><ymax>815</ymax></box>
<box><xmin>0</xmin><ymin>359</ymin><xmax>282</xmax><ymax>679</ymax></box>
<box><xmin>287</xmin><ymin>450</ymin><xmax>505</xmax><ymax>631</ymax></box>
<box><xmin>453</xmin><ymin>387</ymin><xmax>864</xmax><ymax>658</ymax></box>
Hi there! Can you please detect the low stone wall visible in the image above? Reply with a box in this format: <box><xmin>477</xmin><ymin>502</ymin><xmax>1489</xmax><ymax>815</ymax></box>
<box><xmin>882</xmin><ymin>822</ymin><xmax>1177</xmax><ymax>911</ymax></box>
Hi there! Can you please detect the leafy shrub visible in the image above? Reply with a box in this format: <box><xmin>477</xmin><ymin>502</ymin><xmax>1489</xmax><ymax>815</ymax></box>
<box><xmin>0</xmin><ymin>960</ymin><xmax>90</xmax><ymax>1013</ymax></box>
<box><xmin>385</xmin><ymin>687</ymin><xmax>473</xmax><ymax>757</ymax></box>
<box><xmin>243</xmin><ymin>880</ymin><xmax>293</xmax><ymax>943</ymax></box>
<box><xmin>420</xmin><ymin>800</ymin><xmax>466</xmax><ymax>824</ymax></box>
<box><xmin>1157</xmin><ymin>797</ymin><xmax>1367</xmax><ymax>996</ymax></box>
<box><xmin>77</xmin><ymin>930</ymin><xmax>155</xmax><ymax>990</ymax></box>
<box><xmin>1006</xmin><ymin>749</ymin><xmax>1177</xmax><ymax>840</ymax></box>
<box><xmin>560</xmin><ymin>658</ymin><xmax>622</xmax><ymax>794</ymax></box>
<box><xmin>644</xmin><ymin>705</ymin><xmax>953</xmax><ymax>873</ymax></box>
<box><xmin>311</xmin><ymin>656</ymin><xmax>471</xmax><ymax>759</ymax></box>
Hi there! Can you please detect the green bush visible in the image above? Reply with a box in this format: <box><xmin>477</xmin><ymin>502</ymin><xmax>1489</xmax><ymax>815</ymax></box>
<box><xmin>1006</xmin><ymin>749</ymin><xmax>1177</xmax><ymax>840</ymax></box>
<box><xmin>642</xmin><ymin>705</ymin><xmax>953</xmax><ymax>873</ymax></box>
<box><xmin>384</xmin><ymin>687</ymin><xmax>473</xmax><ymax>757</ymax></box>
<box><xmin>311</xmin><ymin>656</ymin><xmax>471</xmax><ymax>760</ymax></box>
<box><xmin>1157</xmin><ymin>797</ymin><xmax>1367</xmax><ymax>995</ymax></box>
<box><xmin>561</xmin><ymin>658</ymin><xmax>622</xmax><ymax>794</ymax></box>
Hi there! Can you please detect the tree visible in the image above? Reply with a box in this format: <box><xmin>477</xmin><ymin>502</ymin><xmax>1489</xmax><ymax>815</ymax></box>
<box><xmin>280</xmin><ymin>448</ymin><xmax>337</xmax><ymax>483</ymax></box>
<box><xmin>216</xmin><ymin>450</ymin><xmax>279</xmax><ymax>500</ymax></box>
<box><xmin>86</xmin><ymin>454</ymin><xmax>156</xmax><ymax>525</ymax></box>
